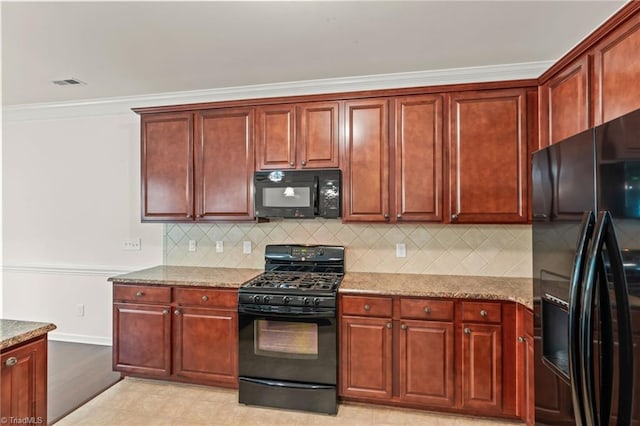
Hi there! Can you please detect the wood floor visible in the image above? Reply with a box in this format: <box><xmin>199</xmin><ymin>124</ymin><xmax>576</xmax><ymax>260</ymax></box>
<box><xmin>48</xmin><ymin>341</ymin><xmax>121</xmax><ymax>425</ymax></box>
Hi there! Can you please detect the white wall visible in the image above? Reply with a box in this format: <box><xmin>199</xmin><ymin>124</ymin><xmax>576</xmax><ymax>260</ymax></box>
<box><xmin>2</xmin><ymin>112</ymin><xmax>163</xmax><ymax>344</ymax></box>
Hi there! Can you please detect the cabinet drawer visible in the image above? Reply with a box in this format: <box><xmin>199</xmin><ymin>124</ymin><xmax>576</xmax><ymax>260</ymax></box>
<box><xmin>341</xmin><ymin>295</ymin><xmax>392</xmax><ymax>317</ymax></box>
<box><xmin>174</xmin><ymin>287</ymin><xmax>237</xmax><ymax>309</ymax></box>
<box><xmin>113</xmin><ymin>284</ymin><xmax>171</xmax><ymax>304</ymax></box>
<box><xmin>461</xmin><ymin>301</ymin><xmax>501</xmax><ymax>323</ymax></box>
<box><xmin>400</xmin><ymin>298</ymin><xmax>454</xmax><ymax>321</ymax></box>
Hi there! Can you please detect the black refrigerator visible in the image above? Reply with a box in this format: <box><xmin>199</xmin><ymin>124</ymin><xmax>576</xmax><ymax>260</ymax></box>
<box><xmin>532</xmin><ymin>107</ymin><xmax>640</xmax><ymax>425</ymax></box>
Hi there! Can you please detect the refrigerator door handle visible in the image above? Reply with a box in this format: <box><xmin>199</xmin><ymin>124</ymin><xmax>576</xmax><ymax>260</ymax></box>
<box><xmin>603</xmin><ymin>212</ymin><xmax>634</xmax><ymax>425</ymax></box>
<box><xmin>568</xmin><ymin>211</ymin><xmax>595</xmax><ymax>426</ymax></box>
<box><xmin>582</xmin><ymin>211</ymin><xmax>608</xmax><ymax>426</ymax></box>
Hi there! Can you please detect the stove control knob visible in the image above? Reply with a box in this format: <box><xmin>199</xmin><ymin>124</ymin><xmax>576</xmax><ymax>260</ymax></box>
<box><xmin>263</xmin><ymin>296</ymin><xmax>271</xmax><ymax>303</ymax></box>
<box><xmin>313</xmin><ymin>298</ymin><xmax>321</xmax><ymax>306</ymax></box>
<box><xmin>303</xmin><ymin>297</ymin><xmax>310</xmax><ymax>305</ymax></box>
<box><xmin>283</xmin><ymin>296</ymin><xmax>291</xmax><ymax>304</ymax></box>
<box><xmin>253</xmin><ymin>295</ymin><xmax>261</xmax><ymax>303</ymax></box>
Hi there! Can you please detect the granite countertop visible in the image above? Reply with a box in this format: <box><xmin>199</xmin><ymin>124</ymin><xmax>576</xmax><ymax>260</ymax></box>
<box><xmin>0</xmin><ymin>319</ymin><xmax>57</xmax><ymax>351</ymax></box>
<box><xmin>108</xmin><ymin>265</ymin><xmax>262</xmax><ymax>288</ymax></box>
<box><xmin>340</xmin><ymin>272</ymin><xmax>533</xmax><ymax>309</ymax></box>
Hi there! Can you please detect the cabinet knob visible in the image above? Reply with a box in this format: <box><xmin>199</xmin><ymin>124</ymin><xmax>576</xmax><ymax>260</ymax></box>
<box><xmin>480</xmin><ymin>310</ymin><xmax>488</xmax><ymax>317</ymax></box>
<box><xmin>5</xmin><ymin>357</ymin><xmax>18</xmax><ymax>367</ymax></box>
<box><xmin>451</xmin><ymin>214</ymin><xmax>459</xmax><ymax>221</ymax></box>
<box><xmin>201</xmin><ymin>295</ymin><xmax>209</xmax><ymax>302</ymax></box>
<box><xmin>384</xmin><ymin>214</ymin><xmax>390</xmax><ymax>221</ymax></box>
<box><xmin>364</xmin><ymin>304</ymin><xmax>371</xmax><ymax>311</ymax></box>
<box><xmin>289</xmin><ymin>161</ymin><xmax>295</xmax><ymax>166</ymax></box>
<box><xmin>401</xmin><ymin>324</ymin><xmax>407</xmax><ymax>330</ymax></box>
<box><xmin>397</xmin><ymin>214</ymin><xmax>402</xmax><ymax>219</ymax></box>
<box><xmin>186</xmin><ymin>214</ymin><xmax>192</xmax><ymax>218</ymax></box>
<box><xmin>386</xmin><ymin>322</ymin><xmax>392</xmax><ymax>329</ymax></box>
<box><xmin>518</xmin><ymin>336</ymin><xmax>526</xmax><ymax>343</ymax></box>
<box><xmin>301</xmin><ymin>161</ymin><xmax>306</xmax><ymax>166</ymax></box>
<box><xmin>174</xmin><ymin>309</ymin><xmax>181</xmax><ymax>315</ymax></box>
<box><xmin>464</xmin><ymin>327</ymin><xmax>471</xmax><ymax>334</ymax></box>
<box><xmin>136</xmin><ymin>291</ymin><xmax>144</xmax><ymax>297</ymax></box>
<box><xmin>162</xmin><ymin>309</ymin><xmax>169</xmax><ymax>315</ymax></box>
<box><xmin>424</xmin><ymin>307</ymin><xmax>431</xmax><ymax>314</ymax></box>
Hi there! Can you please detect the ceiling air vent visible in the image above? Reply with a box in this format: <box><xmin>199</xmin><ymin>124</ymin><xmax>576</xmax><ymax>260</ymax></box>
<box><xmin>52</xmin><ymin>78</ymin><xmax>86</xmax><ymax>86</ymax></box>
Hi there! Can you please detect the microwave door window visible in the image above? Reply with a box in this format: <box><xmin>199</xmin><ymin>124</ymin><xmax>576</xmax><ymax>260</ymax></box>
<box><xmin>263</xmin><ymin>187</ymin><xmax>311</xmax><ymax>208</ymax></box>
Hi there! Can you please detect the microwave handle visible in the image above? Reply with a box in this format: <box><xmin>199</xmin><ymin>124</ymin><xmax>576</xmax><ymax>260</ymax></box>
<box><xmin>313</xmin><ymin>176</ymin><xmax>320</xmax><ymax>215</ymax></box>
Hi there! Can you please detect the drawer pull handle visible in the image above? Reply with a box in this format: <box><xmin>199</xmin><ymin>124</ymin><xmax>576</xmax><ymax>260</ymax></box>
<box><xmin>174</xmin><ymin>309</ymin><xmax>181</xmax><ymax>315</ymax></box>
<box><xmin>201</xmin><ymin>295</ymin><xmax>209</xmax><ymax>302</ymax></box>
<box><xmin>464</xmin><ymin>327</ymin><xmax>471</xmax><ymax>334</ymax></box>
<box><xmin>364</xmin><ymin>304</ymin><xmax>371</xmax><ymax>311</ymax></box>
<box><xmin>5</xmin><ymin>357</ymin><xmax>18</xmax><ymax>367</ymax></box>
<box><xmin>162</xmin><ymin>309</ymin><xmax>169</xmax><ymax>315</ymax></box>
<box><xmin>480</xmin><ymin>310</ymin><xmax>488</xmax><ymax>317</ymax></box>
<box><xmin>401</xmin><ymin>324</ymin><xmax>407</xmax><ymax>330</ymax></box>
<box><xmin>424</xmin><ymin>307</ymin><xmax>431</xmax><ymax>314</ymax></box>
<box><xmin>386</xmin><ymin>322</ymin><xmax>392</xmax><ymax>329</ymax></box>
<box><xmin>136</xmin><ymin>292</ymin><xmax>144</xmax><ymax>297</ymax></box>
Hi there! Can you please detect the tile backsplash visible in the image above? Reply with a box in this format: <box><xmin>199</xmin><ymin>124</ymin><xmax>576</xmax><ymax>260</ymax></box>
<box><xmin>164</xmin><ymin>219</ymin><xmax>532</xmax><ymax>277</ymax></box>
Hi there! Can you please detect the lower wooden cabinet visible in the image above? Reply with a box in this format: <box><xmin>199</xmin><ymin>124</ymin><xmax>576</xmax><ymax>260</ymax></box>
<box><xmin>112</xmin><ymin>283</ymin><xmax>238</xmax><ymax>388</ymax></box>
<box><xmin>339</xmin><ymin>294</ymin><xmax>521</xmax><ymax>420</ymax></box>
<box><xmin>0</xmin><ymin>336</ymin><xmax>48</xmax><ymax>423</ymax></box>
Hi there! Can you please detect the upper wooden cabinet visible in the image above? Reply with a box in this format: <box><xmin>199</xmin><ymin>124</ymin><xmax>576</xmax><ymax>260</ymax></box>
<box><xmin>255</xmin><ymin>101</ymin><xmax>339</xmax><ymax>170</ymax></box>
<box><xmin>140</xmin><ymin>108</ymin><xmax>255</xmax><ymax>222</ymax></box>
<box><xmin>448</xmin><ymin>88</ymin><xmax>529</xmax><ymax>224</ymax></box>
<box><xmin>141</xmin><ymin>112</ymin><xmax>194</xmax><ymax>221</ymax></box>
<box><xmin>539</xmin><ymin>57</ymin><xmax>590</xmax><ymax>149</ymax></box>
<box><xmin>592</xmin><ymin>13</ymin><xmax>640</xmax><ymax>125</ymax></box>
<box><xmin>394</xmin><ymin>95</ymin><xmax>443</xmax><ymax>222</ymax></box>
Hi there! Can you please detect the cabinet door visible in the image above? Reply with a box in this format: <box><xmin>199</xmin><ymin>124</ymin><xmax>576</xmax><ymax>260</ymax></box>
<box><xmin>394</xmin><ymin>95</ymin><xmax>443</xmax><ymax>222</ymax></box>
<box><xmin>343</xmin><ymin>99</ymin><xmax>390</xmax><ymax>222</ymax></box>
<box><xmin>173</xmin><ymin>307</ymin><xmax>238</xmax><ymax>387</ymax></box>
<box><xmin>141</xmin><ymin>112</ymin><xmax>194</xmax><ymax>221</ymax></box>
<box><xmin>297</xmin><ymin>101</ymin><xmax>340</xmax><ymax>169</ymax></box>
<box><xmin>461</xmin><ymin>323</ymin><xmax>502</xmax><ymax>414</ymax></box>
<box><xmin>339</xmin><ymin>316</ymin><xmax>393</xmax><ymax>400</ymax></box>
<box><xmin>0</xmin><ymin>337</ymin><xmax>47</xmax><ymax>421</ymax></box>
<box><xmin>533</xmin><ymin>335</ymin><xmax>575</xmax><ymax>424</ymax></box>
<box><xmin>539</xmin><ymin>57</ymin><xmax>590</xmax><ymax>148</ymax></box>
<box><xmin>449</xmin><ymin>89</ymin><xmax>529</xmax><ymax>223</ymax></box>
<box><xmin>399</xmin><ymin>319</ymin><xmax>455</xmax><ymax>407</ymax></box>
<box><xmin>113</xmin><ymin>303</ymin><xmax>171</xmax><ymax>376</ymax></box>
<box><xmin>593</xmin><ymin>14</ymin><xmax>640</xmax><ymax>125</ymax></box>
<box><xmin>195</xmin><ymin>108</ymin><xmax>255</xmax><ymax>221</ymax></box>
<box><xmin>256</xmin><ymin>104</ymin><xmax>296</xmax><ymax>170</ymax></box>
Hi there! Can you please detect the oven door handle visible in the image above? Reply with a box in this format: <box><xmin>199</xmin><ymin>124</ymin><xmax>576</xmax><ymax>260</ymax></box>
<box><xmin>238</xmin><ymin>305</ymin><xmax>336</xmax><ymax>319</ymax></box>
<box><xmin>240</xmin><ymin>377</ymin><xmax>335</xmax><ymax>390</ymax></box>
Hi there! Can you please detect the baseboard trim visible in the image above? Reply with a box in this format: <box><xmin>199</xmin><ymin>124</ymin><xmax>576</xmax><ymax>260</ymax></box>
<box><xmin>49</xmin><ymin>332</ymin><xmax>112</xmax><ymax>346</ymax></box>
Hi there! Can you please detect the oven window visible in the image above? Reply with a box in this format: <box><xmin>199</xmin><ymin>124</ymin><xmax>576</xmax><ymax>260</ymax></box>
<box><xmin>254</xmin><ymin>320</ymin><xmax>318</xmax><ymax>360</ymax></box>
<box><xmin>263</xmin><ymin>187</ymin><xmax>311</xmax><ymax>208</ymax></box>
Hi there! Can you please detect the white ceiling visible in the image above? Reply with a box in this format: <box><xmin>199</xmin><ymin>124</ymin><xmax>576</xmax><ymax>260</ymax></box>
<box><xmin>1</xmin><ymin>1</ymin><xmax>627</xmax><ymax>107</ymax></box>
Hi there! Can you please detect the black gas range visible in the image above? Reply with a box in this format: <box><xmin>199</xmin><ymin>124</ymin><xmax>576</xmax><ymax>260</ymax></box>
<box><xmin>237</xmin><ymin>244</ymin><xmax>344</xmax><ymax>415</ymax></box>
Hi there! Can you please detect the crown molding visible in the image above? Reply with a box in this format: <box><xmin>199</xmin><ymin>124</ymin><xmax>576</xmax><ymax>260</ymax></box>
<box><xmin>2</xmin><ymin>61</ymin><xmax>552</xmax><ymax>122</ymax></box>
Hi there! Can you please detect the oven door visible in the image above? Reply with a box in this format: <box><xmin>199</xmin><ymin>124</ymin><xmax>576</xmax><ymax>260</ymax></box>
<box><xmin>238</xmin><ymin>306</ymin><xmax>336</xmax><ymax>385</ymax></box>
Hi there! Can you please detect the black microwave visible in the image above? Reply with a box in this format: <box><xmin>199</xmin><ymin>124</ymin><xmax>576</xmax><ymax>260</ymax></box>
<box><xmin>254</xmin><ymin>169</ymin><xmax>341</xmax><ymax>218</ymax></box>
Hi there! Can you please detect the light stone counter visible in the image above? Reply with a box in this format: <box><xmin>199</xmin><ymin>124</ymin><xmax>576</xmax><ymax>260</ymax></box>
<box><xmin>108</xmin><ymin>265</ymin><xmax>262</xmax><ymax>288</ymax></box>
<box><xmin>0</xmin><ymin>319</ymin><xmax>57</xmax><ymax>351</ymax></box>
<box><xmin>340</xmin><ymin>272</ymin><xmax>533</xmax><ymax>309</ymax></box>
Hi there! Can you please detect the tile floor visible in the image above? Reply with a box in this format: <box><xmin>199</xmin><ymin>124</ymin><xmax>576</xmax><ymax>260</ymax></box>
<box><xmin>56</xmin><ymin>378</ymin><xmax>524</xmax><ymax>425</ymax></box>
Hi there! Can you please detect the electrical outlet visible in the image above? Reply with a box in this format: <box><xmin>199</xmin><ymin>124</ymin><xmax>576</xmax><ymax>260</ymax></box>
<box><xmin>216</xmin><ymin>241</ymin><xmax>224</xmax><ymax>253</ymax></box>
<box><xmin>188</xmin><ymin>240</ymin><xmax>197</xmax><ymax>252</ymax></box>
<box><xmin>123</xmin><ymin>238</ymin><xmax>141</xmax><ymax>251</ymax></box>
<box><xmin>243</xmin><ymin>241</ymin><xmax>252</xmax><ymax>254</ymax></box>
<box><xmin>396</xmin><ymin>243</ymin><xmax>407</xmax><ymax>258</ymax></box>
<box><xmin>76</xmin><ymin>304</ymin><xmax>85</xmax><ymax>317</ymax></box>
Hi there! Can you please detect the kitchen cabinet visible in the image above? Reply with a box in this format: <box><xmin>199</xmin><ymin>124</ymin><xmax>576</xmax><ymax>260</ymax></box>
<box><xmin>339</xmin><ymin>295</ymin><xmax>393</xmax><ymax>400</ymax></box>
<box><xmin>448</xmin><ymin>88</ymin><xmax>530</xmax><ymax>223</ymax></box>
<box><xmin>0</xmin><ymin>336</ymin><xmax>48</xmax><ymax>423</ymax></box>
<box><xmin>539</xmin><ymin>57</ymin><xmax>590</xmax><ymax>148</ymax></box>
<box><xmin>339</xmin><ymin>294</ymin><xmax>517</xmax><ymax>419</ymax></box>
<box><xmin>139</xmin><ymin>108</ymin><xmax>255</xmax><ymax>222</ymax></box>
<box><xmin>112</xmin><ymin>283</ymin><xmax>239</xmax><ymax>388</ymax></box>
<box><xmin>255</xmin><ymin>101</ymin><xmax>339</xmax><ymax>170</ymax></box>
